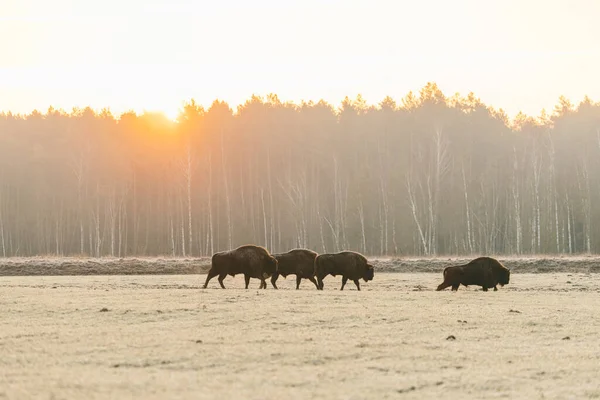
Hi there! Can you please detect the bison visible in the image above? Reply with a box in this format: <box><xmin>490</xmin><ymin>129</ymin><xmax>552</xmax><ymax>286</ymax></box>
<box><xmin>203</xmin><ymin>245</ymin><xmax>278</xmax><ymax>289</ymax></box>
<box><xmin>436</xmin><ymin>256</ymin><xmax>510</xmax><ymax>292</ymax></box>
<box><xmin>267</xmin><ymin>248</ymin><xmax>319</xmax><ymax>290</ymax></box>
<box><xmin>315</xmin><ymin>251</ymin><xmax>374</xmax><ymax>291</ymax></box>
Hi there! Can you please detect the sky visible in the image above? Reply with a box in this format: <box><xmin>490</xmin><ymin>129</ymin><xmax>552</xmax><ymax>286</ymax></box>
<box><xmin>1</xmin><ymin>0</ymin><xmax>600</xmax><ymax>120</ymax></box>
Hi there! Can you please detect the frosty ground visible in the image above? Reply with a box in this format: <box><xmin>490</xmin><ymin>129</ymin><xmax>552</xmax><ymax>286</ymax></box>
<box><xmin>1</xmin><ymin>272</ymin><xmax>600</xmax><ymax>399</ymax></box>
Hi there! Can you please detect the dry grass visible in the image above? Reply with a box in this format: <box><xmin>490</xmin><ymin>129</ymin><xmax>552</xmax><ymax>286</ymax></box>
<box><xmin>0</xmin><ymin>257</ymin><xmax>211</xmax><ymax>276</ymax></box>
<box><xmin>2</xmin><ymin>255</ymin><xmax>600</xmax><ymax>276</ymax></box>
<box><xmin>1</xmin><ymin>272</ymin><xmax>600</xmax><ymax>399</ymax></box>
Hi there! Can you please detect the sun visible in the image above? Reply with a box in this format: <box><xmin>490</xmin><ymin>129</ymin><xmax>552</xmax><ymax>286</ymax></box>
<box><xmin>162</xmin><ymin>106</ymin><xmax>180</xmax><ymax>122</ymax></box>
<box><xmin>135</xmin><ymin>106</ymin><xmax>180</xmax><ymax>122</ymax></box>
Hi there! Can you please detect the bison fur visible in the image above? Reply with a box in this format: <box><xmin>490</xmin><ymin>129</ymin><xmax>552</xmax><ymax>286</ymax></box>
<box><xmin>203</xmin><ymin>245</ymin><xmax>278</xmax><ymax>289</ymax></box>
<box><xmin>315</xmin><ymin>251</ymin><xmax>374</xmax><ymax>291</ymax></box>
<box><xmin>436</xmin><ymin>256</ymin><xmax>510</xmax><ymax>292</ymax></box>
<box><xmin>268</xmin><ymin>249</ymin><xmax>319</xmax><ymax>290</ymax></box>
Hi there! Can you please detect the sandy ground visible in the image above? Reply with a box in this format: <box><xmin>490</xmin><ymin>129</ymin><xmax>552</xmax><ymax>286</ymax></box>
<box><xmin>3</xmin><ymin>254</ymin><xmax>600</xmax><ymax>275</ymax></box>
<box><xmin>1</xmin><ymin>273</ymin><xmax>600</xmax><ymax>399</ymax></box>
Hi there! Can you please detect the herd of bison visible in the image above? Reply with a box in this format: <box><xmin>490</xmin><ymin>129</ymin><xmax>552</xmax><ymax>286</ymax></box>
<box><xmin>202</xmin><ymin>245</ymin><xmax>511</xmax><ymax>292</ymax></box>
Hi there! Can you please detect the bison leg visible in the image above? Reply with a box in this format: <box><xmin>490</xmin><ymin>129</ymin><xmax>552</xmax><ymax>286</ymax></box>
<box><xmin>340</xmin><ymin>277</ymin><xmax>348</xmax><ymax>291</ymax></box>
<box><xmin>451</xmin><ymin>284</ymin><xmax>459</xmax><ymax>291</ymax></box>
<box><xmin>296</xmin><ymin>276</ymin><xmax>302</xmax><ymax>290</ymax></box>
<box><xmin>317</xmin><ymin>277</ymin><xmax>324</xmax><ymax>290</ymax></box>
<box><xmin>493</xmin><ymin>285</ymin><xmax>498</xmax><ymax>291</ymax></box>
<box><xmin>482</xmin><ymin>286</ymin><xmax>488</xmax><ymax>292</ymax></box>
<box><xmin>270</xmin><ymin>273</ymin><xmax>279</xmax><ymax>289</ymax></box>
<box><xmin>244</xmin><ymin>274</ymin><xmax>251</xmax><ymax>289</ymax></box>
<box><xmin>308</xmin><ymin>277</ymin><xmax>319</xmax><ymax>289</ymax></box>
<box><xmin>203</xmin><ymin>269</ymin><xmax>219</xmax><ymax>289</ymax></box>
<box><xmin>217</xmin><ymin>273</ymin><xmax>227</xmax><ymax>289</ymax></box>
<box><xmin>259</xmin><ymin>279</ymin><xmax>267</xmax><ymax>289</ymax></box>
<box><xmin>353</xmin><ymin>279</ymin><xmax>361</xmax><ymax>291</ymax></box>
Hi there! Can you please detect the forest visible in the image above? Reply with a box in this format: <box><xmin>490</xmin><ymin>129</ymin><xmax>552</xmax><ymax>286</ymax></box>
<box><xmin>1</xmin><ymin>82</ymin><xmax>599</xmax><ymax>257</ymax></box>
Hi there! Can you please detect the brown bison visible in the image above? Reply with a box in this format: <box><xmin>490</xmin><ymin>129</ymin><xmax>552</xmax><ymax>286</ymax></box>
<box><xmin>315</xmin><ymin>251</ymin><xmax>374</xmax><ymax>291</ymax></box>
<box><xmin>436</xmin><ymin>256</ymin><xmax>510</xmax><ymax>292</ymax></box>
<box><xmin>267</xmin><ymin>249</ymin><xmax>319</xmax><ymax>290</ymax></box>
<box><xmin>203</xmin><ymin>245</ymin><xmax>278</xmax><ymax>289</ymax></box>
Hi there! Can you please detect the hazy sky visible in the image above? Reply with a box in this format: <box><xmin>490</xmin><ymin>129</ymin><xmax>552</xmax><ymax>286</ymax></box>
<box><xmin>2</xmin><ymin>0</ymin><xmax>600</xmax><ymax>119</ymax></box>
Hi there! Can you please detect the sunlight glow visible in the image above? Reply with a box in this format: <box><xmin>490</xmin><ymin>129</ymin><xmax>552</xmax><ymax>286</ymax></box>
<box><xmin>138</xmin><ymin>107</ymin><xmax>180</xmax><ymax>122</ymax></box>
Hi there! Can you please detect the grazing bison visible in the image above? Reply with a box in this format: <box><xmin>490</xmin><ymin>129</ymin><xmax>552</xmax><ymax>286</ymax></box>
<box><xmin>267</xmin><ymin>249</ymin><xmax>319</xmax><ymax>290</ymax></box>
<box><xmin>203</xmin><ymin>245</ymin><xmax>278</xmax><ymax>289</ymax></box>
<box><xmin>436</xmin><ymin>256</ymin><xmax>510</xmax><ymax>292</ymax></box>
<box><xmin>315</xmin><ymin>251</ymin><xmax>374</xmax><ymax>291</ymax></box>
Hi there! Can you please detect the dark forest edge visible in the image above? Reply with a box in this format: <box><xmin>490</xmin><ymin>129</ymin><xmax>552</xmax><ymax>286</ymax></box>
<box><xmin>1</xmin><ymin>82</ymin><xmax>600</xmax><ymax>257</ymax></box>
<box><xmin>1</xmin><ymin>255</ymin><xmax>600</xmax><ymax>276</ymax></box>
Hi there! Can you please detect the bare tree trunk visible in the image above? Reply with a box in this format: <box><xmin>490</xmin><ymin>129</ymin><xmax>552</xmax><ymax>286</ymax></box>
<box><xmin>547</xmin><ymin>133</ymin><xmax>560</xmax><ymax>253</ymax></box>
<box><xmin>532</xmin><ymin>150</ymin><xmax>541</xmax><ymax>253</ymax></box>
<box><xmin>378</xmin><ymin>140</ymin><xmax>389</xmax><ymax>255</ymax></box>
<box><xmin>317</xmin><ymin>201</ymin><xmax>326</xmax><ymax>253</ymax></box>
<box><xmin>429</xmin><ymin>126</ymin><xmax>450</xmax><ymax>255</ymax></box>
<box><xmin>512</xmin><ymin>148</ymin><xmax>522</xmax><ymax>255</ymax></box>
<box><xmin>238</xmin><ymin>162</ymin><xmax>246</xmax><ymax>220</ymax></box>
<box><xmin>0</xmin><ymin>188</ymin><xmax>5</xmax><ymax>258</ymax></box>
<box><xmin>392</xmin><ymin>218</ymin><xmax>399</xmax><ymax>255</ymax></box>
<box><xmin>301</xmin><ymin>172</ymin><xmax>309</xmax><ymax>249</ymax></box>
<box><xmin>261</xmin><ymin>188</ymin><xmax>268</xmax><ymax>247</ymax></box>
<box><xmin>578</xmin><ymin>161</ymin><xmax>592</xmax><ymax>253</ymax></box>
<box><xmin>490</xmin><ymin>181</ymin><xmax>500</xmax><ymax>252</ymax></box>
<box><xmin>267</xmin><ymin>148</ymin><xmax>275</xmax><ymax>250</ymax></box>
<box><xmin>554</xmin><ymin>194</ymin><xmax>560</xmax><ymax>253</ymax></box>
<box><xmin>462</xmin><ymin>165</ymin><xmax>474</xmax><ymax>253</ymax></box>
<box><xmin>207</xmin><ymin>151</ymin><xmax>214</xmax><ymax>255</ymax></box>
<box><xmin>55</xmin><ymin>198</ymin><xmax>62</xmax><ymax>256</ymax></box>
<box><xmin>109</xmin><ymin>188</ymin><xmax>116</xmax><ymax>257</ymax></box>
<box><xmin>426</xmin><ymin>175</ymin><xmax>434</xmax><ymax>254</ymax></box>
<box><xmin>186</xmin><ymin>145</ymin><xmax>194</xmax><ymax>256</ymax></box>
<box><xmin>566</xmin><ymin>192</ymin><xmax>573</xmax><ymax>254</ymax></box>
<box><xmin>71</xmin><ymin>154</ymin><xmax>86</xmax><ymax>255</ymax></box>
<box><xmin>170</xmin><ymin>219</ymin><xmax>176</xmax><ymax>257</ymax></box>
<box><xmin>406</xmin><ymin>173</ymin><xmax>428</xmax><ymax>255</ymax></box>
<box><xmin>220</xmin><ymin>132</ymin><xmax>232</xmax><ymax>249</ymax></box>
<box><xmin>118</xmin><ymin>185</ymin><xmax>127</xmax><ymax>258</ymax></box>
<box><xmin>132</xmin><ymin>169</ymin><xmax>138</xmax><ymax>255</ymax></box>
<box><xmin>95</xmin><ymin>184</ymin><xmax>101</xmax><ymax>257</ymax></box>
<box><xmin>250</xmin><ymin>158</ymin><xmax>259</xmax><ymax>244</ymax></box>
<box><xmin>378</xmin><ymin>203</ymin><xmax>384</xmax><ymax>254</ymax></box>
<box><xmin>332</xmin><ymin>156</ymin><xmax>341</xmax><ymax>252</ymax></box>
<box><xmin>277</xmin><ymin>209</ymin><xmax>282</xmax><ymax>252</ymax></box>
<box><xmin>358</xmin><ymin>198</ymin><xmax>367</xmax><ymax>254</ymax></box>
<box><xmin>340</xmin><ymin>181</ymin><xmax>349</xmax><ymax>250</ymax></box>
<box><xmin>324</xmin><ymin>216</ymin><xmax>340</xmax><ymax>252</ymax></box>
<box><xmin>179</xmin><ymin>194</ymin><xmax>186</xmax><ymax>257</ymax></box>
<box><xmin>119</xmin><ymin>190</ymin><xmax>127</xmax><ymax>258</ymax></box>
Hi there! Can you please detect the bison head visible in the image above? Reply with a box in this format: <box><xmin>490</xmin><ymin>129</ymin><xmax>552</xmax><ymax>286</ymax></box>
<box><xmin>264</xmin><ymin>255</ymin><xmax>278</xmax><ymax>276</ymax></box>
<box><xmin>364</xmin><ymin>264</ymin><xmax>374</xmax><ymax>282</ymax></box>
<box><xmin>498</xmin><ymin>268</ymin><xmax>510</xmax><ymax>286</ymax></box>
<box><xmin>314</xmin><ymin>254</ymin><xmax>334</xmax><ymax>290</ymax></box>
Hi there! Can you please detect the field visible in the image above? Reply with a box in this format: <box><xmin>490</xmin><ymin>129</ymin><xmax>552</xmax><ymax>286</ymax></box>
<box><xmin>2</xmin><ymin>264</ymin><xmax>600</xmax><ymax>399</ymax></box>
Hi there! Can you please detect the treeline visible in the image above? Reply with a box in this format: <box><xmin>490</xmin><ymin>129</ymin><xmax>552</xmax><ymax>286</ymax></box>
<box><xmin>1</xmin><ymin>83</ymin><xmax>599</xmax><ymax>257</ymax></box>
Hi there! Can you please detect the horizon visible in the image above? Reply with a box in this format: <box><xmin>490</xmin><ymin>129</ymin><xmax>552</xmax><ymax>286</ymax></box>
<box><xmin>3</xmin><ymin>0</ymin><xmax>600</xmax><ymax>121</ymax></box>
<box><xmin>0</xmin><ymin>87</ymin><xmax>596</xmax><ymax>123</ymax></box>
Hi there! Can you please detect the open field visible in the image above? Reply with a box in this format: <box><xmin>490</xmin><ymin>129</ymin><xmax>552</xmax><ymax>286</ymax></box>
<box><xmin>1</xmin><ymin>273</ymin><xmax>600</xmax><ymax>399</ymax></box>
<box><xmin>3</xmin><ymin>255</ymin><xmax>600</xmax><ymax>276</ymax></box>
